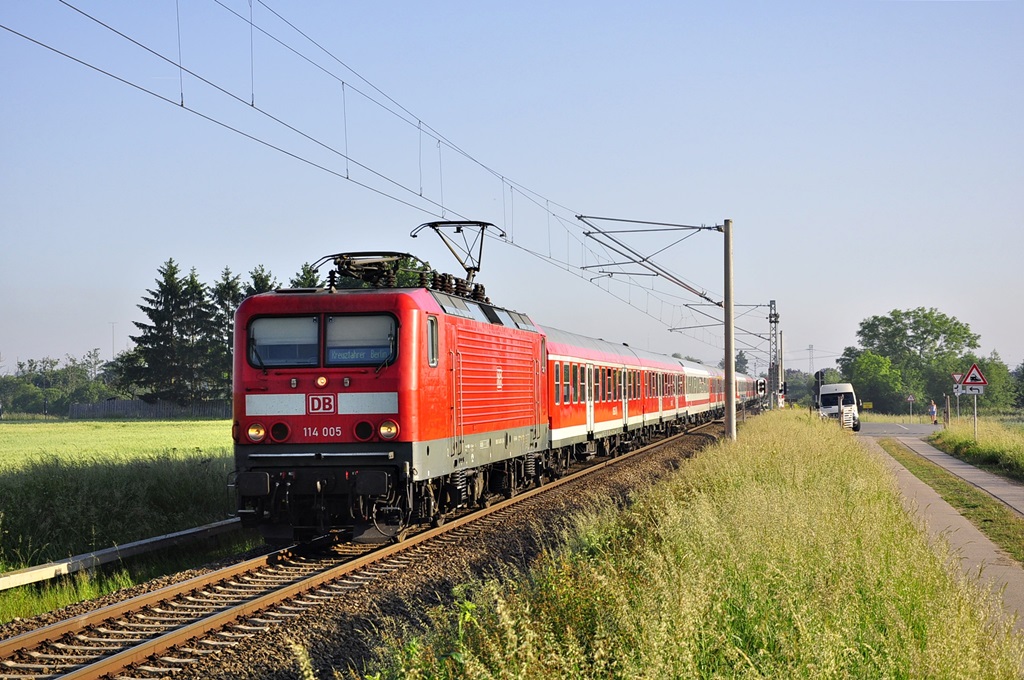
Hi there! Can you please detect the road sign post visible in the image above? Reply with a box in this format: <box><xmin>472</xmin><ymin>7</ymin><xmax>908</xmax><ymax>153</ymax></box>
<box><xmin>960</xmin><ymin>363</ymin><xmax>987</xmax><ymax>442</ymax></box>
<box><xmin>907</xmin><ymin>394</ymin><xmax>915</xmax><ymax>420</ymax></box>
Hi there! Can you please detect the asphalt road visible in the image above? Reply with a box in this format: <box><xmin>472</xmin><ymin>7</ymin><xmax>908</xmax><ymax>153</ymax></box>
<box><xmin>857</xmin><ymin>421</ymin><xmax>942</xmax><ymax>437</ymax></box>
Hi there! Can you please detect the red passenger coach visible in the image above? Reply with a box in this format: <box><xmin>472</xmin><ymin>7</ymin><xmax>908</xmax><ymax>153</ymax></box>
<box><xmin>232</xmin><ymin>249</ymin><xmax>759</xmax><ymax>544</ymax></box>
<box><xmin>544</xmin><ymin>328</ymin><xmax>733</xmax><ymax>457</ymax></box>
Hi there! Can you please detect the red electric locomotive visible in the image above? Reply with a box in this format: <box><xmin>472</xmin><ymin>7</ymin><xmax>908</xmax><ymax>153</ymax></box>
<box><xmin>233</xmin><ymin>252</ymin><xmax>552</xmax><ymax>542</ymax></box>
<box><xmin>232</xmin><ymin>247</ymin><xmax>758</xmax><ymax>543</ymax></box>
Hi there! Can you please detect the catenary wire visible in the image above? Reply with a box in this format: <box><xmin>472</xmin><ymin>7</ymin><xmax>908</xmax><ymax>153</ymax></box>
<box><xmin>2</xmin><ymin>2</ymin><xmax>767</xmax><ymax>356</ymax></box>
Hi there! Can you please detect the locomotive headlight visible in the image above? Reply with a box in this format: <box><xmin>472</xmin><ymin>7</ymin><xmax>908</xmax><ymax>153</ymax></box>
<box><xmin>378</xmin><ymin>419</ymin><xmax>399</xmax><ymax>440</ymax></box>
<box><xmin>247</xmin><ymin>423</ymin><xmax>267</xmax><ymax>443</ymax></box>
<box><xmin>315</xmin><ymin>375</ymin><xmax>329</xmax><ymax>388</ymax></box>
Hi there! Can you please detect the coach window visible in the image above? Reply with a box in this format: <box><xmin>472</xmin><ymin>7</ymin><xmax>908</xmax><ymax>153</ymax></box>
<box><xmin>554</xmin><ymin>362</ymin><xmax>561</xmax><ymax>405</ymax></box>
<box><xmin>249</xmin><ymin>316</ymin><xmax>319</xmax><ymax>367</ymax></box>
<box><xmin>325</xmin><ymin>315</ymin><xmax>396</xmax><ymax>366</ymax></box>
<box><xmin>571</xmin><ymin>364</ymin><xmax>579</xmax><ymax>403</ymax></box>
<box><xmin>427</xmin><ymin>316</ymin><xmax>439</xmax><ymax>367</ymax></box>
<box><xmin>563</xmin><ymin>363</ymin><xmax>571</xmax><ymax>404</ymax></box>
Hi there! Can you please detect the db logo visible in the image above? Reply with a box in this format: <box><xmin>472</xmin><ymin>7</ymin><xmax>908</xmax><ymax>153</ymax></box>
<box><xmin>307</xmin><ymin>394</ymin><xmax>336</xmax><ymax>414</ymax></box>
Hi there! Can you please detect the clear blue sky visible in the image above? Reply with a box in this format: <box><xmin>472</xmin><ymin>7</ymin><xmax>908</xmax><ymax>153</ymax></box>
<box><xmin>2</xmin><ymin>1</ymin><xmax>1022</xmax><ymax>379</ymax></box>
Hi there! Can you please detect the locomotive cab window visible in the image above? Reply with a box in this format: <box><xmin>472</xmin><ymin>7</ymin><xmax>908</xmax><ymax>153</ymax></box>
<box><xmin>249</xmin><ymin>316</ymin><xmax>319</xmax><ymax>367</ymax></box>
<box><xmin>325</xmin><ymin>315</ymin><xmax>396</xmax><ymax>366</ymax></box>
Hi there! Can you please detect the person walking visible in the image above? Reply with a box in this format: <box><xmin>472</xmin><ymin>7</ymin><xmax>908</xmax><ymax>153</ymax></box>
<box><xmin>928</xmin><ymin>399</ymin><xmax>938</xmax><ymax>425</ymax></box>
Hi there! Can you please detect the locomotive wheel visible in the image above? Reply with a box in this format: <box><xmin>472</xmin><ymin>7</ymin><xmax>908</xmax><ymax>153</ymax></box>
<box><xmin>431</xmin><ymin>514</ymin><xmax>447</xmax><ymax>528</ymax></box>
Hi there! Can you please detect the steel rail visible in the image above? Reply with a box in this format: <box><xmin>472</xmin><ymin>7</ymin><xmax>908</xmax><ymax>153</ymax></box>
<box><xmin>0</xmin><ymin>546</ymin><xmax>291</xmax><ymax>659</ymax></box>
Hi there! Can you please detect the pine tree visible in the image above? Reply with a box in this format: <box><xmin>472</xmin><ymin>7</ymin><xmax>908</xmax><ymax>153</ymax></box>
<box><xmin>245</xmin><ymin>265</ymin><xmax>278</xmax><ymax>297</ymax></box>
<box><xmin>177</xmin><ymin>268</ymin><xmax>218</xmax><ymax>404</ymax></box>
<box><xmin>211</xmin><ymin>267</ymin><xmax>244</xmax><ymax>398</ymax></box>
<box><xmin>289</xmin><ymin>262</ymin><xmax>324</xmax><ymax>288</ymax></box>
<box><xmin>131</xmin><ymin>259</ymin><xmax>185</xmax><ymax>403</ymax></box>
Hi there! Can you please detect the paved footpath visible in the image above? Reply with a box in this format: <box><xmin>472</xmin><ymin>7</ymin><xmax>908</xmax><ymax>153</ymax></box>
<box><xmin>858</xmin><ymin>433</ymin><xmax>1024</xmax><ymax>632</ymax></box>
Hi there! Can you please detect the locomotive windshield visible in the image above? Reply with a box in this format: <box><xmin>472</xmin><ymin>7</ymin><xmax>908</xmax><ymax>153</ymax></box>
<box><xmin>325</xmin><ymin>315</ymin><xmax>396</xmax><ymax>366</ymax></box>
<box><xmin>247</xmin><ymin>314</ymin><xmax>397</xmax><ymax>367</ymax></box>
<box><xmin>249</xmin><ymin>316</ymin><xmax>319</xmax><ymax>367</ymax></box>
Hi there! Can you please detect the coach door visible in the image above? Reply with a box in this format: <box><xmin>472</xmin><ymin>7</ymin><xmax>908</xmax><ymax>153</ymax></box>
<box><xmin>620</xmin><ymin>369</ymin><xmax>629</xmax><ymax>428</ymax></box>
<box><xmin>586</xmin><ymin>364</ymin><xmax>595</xmax><ymax>435</ymax></box>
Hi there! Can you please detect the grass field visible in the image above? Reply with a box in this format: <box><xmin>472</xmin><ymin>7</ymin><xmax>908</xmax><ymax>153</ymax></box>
<box><xmin>0</xmin><ymin>420</ymin><xmax>234</xmax><ymax>571</ymax></box>
<box><xmin>363</xmin><ymin>410</ymin><xmax>1024</xmax><ymax>678</ymax></box>
<box><xmin>0</xmin><ymin>420</ymin><xmax>232</xmax><ymax>470</ymax></box>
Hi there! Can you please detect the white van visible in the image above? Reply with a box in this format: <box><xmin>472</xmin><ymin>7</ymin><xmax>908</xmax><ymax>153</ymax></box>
<box><xmin>816</xmin><ymin>382</ymin><xmax>861</xmax><ymax>432</ymax></box>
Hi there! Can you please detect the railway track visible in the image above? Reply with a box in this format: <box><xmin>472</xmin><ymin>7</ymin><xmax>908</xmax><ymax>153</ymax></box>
<box><xmin>0</xmin><ymin>423</ymin><xmax>720</xmax><ymax>679</ymax></box>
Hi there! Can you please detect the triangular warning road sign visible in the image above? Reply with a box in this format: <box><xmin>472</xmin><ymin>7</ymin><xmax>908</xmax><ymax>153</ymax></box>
<box><xmin>962</xmin><ymin>363</ymin><xmax>988</xmax><ymax>385</ymax></box>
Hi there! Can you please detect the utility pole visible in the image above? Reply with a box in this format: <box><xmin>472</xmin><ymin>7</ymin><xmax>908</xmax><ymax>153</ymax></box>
<box><xmin>723</xmin><ymin>219</ymin><xmax>736</xmax><ymax>440</ymax></box>
<box><xmin>768</xmin><ymin>300</ymin><xmax>779</xmax><ymax>408</ymax></box>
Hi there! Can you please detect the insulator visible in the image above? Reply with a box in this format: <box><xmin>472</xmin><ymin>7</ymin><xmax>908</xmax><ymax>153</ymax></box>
<box><xmin>384</xmin><ymin>270</ymin><xmax>397</xmax><ymax>287</ymax></box>
<box><xmin>472</xmin><ymin>283</ymin><xmax>486</xmax><ymax>301</ymax></box>
<box><xmin>419</xmin><ymin>270</ymin><xmax>433</xmax><ymax>288</ymax></box>
<box><xmin>455</xmin><ymin>278</ymin><xmax>468</xmax><ymax>297</ymax></box>
<box><xmin>439</xmin><ymin>273</ymin><xmax>454</xmax><ymax>294</ymax></box>
<box><xmin>328</xmin><ymin>271</ymin><xmax>337</xmax><ymax>287</ymax></box>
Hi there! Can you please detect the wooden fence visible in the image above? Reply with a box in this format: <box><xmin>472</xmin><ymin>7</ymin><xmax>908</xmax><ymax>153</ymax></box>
<box><xmin>68</xmin><ymin>399</ymin><xmax>231</xmax><ymax>420</ymax></box>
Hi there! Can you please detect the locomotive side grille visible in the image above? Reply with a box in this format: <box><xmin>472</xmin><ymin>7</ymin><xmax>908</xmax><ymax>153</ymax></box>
<box><xmin>455</xmin><ymin>326</ymin><xmax>539</xmax><ymax>428</ymax></box>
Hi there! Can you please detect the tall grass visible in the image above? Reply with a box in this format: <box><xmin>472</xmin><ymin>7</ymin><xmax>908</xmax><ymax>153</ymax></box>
<box><xmin>366</xmin><ymin>411</ymin><xmax>1024</xmax><ymax>678</ymax></box>
<box><xmin>0</xmin><ymin>420</ymin><xmax>234</xmax><ymax>571</ymax></box>
<box><xmin>930</xmin><ymin>419</ymin><xmax>1024</xmax><ymax>480</ymax></box>
<box><xmin>0</xmin><ymin>451</ymin><xmax>235</xmax><ymax>570</ymax></box>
